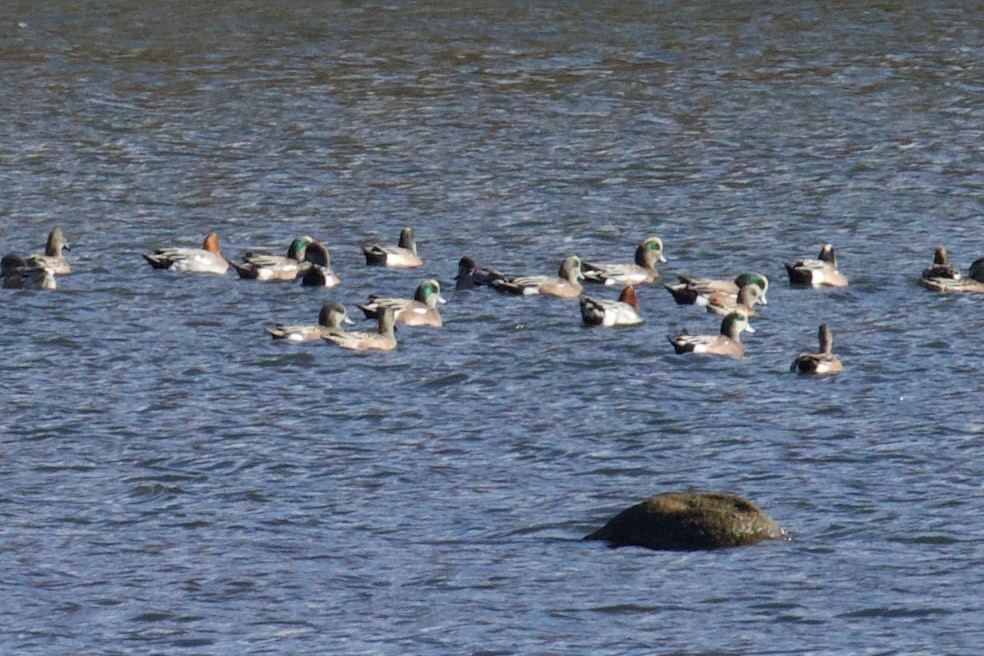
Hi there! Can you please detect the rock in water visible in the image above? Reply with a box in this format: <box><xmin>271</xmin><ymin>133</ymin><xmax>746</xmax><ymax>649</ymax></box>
<box><xmin>584</xmin><ymin>492</ymin><xmax>789</xmax><ymax>550</ymax></box>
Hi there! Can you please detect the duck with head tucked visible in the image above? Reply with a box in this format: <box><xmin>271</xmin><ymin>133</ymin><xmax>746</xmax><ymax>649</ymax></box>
<box><xmin>580</xmin><ymin>286</ymin><xmax>643</xmax><ymax>327</ymax></box>
<box><xmin>142</xmin><ymin>232</ymin><xmax>229</xmax><ymax>274</ymax></box>
<box><xmin>665</xmin><ymin>272</ymin><xmax>769</xmax><ymax>307</ymax></box>
<box><xmin>1</xmin><ymin>254</ymin><xmax>57</xmax><ymax>290</ymax></box>
<box><xmin>324</xmin><ymin>307</ymin><xmax>398</xmax><ymax>351</ymax></box>
<box><xmin>362</xmin><ymin>227</ymin><xmax>422</xmax><ymax>268</ymax></box>
<box><xmin>581</xmin><ymin>236</ymin><xmax>667</xmax><ymax>286</ymax></box>
<box><xmin>785</xmin><ymin>244</ymin><xmax>848</xmax><ymax>287</ymax></box>
<box><xmin>359</xmin><ymin>279</ymin><xmax>446</xmax><ymax>327</ymax></box>
<box><xmin>231</xmin><ymin>236</ymin><xmax>326</xmax><ymax>282</ymax></box>
<box><xmin>26</xmin><ymin>227</ymin><xmax>71</xmax><ymax>275</ymax></box>
<box><xmin>266</xmin><ymin>301</ymin><xmax>355</xmax><ymax>342</ymax></box>
<box><xmin>667</xmin><ymin>309</ymin><xmax>754</xmax><ymax>358</ymax></box>
<box><xmin>455</xmin><ymin>256</ymin><xmax>506</xmax><ymax>290</ymax></box>
<box><xmin>791</xmin><ymin>324</ymin><xmax>843</xmax><ymax>375</ymax></box>
<box><xmin>920</xmin><ymin>247</ymin><xmax>984</xmax><ymax>293</ymax></box>
<box><xmin>492</xmin><ymin>255</ymin><xmax>584</xmax><ymax>298</ymax></box>
<box><xmin>299</xmin><ymin>241</ymin><xmax>341</xmax><ymax>287</ymax></box>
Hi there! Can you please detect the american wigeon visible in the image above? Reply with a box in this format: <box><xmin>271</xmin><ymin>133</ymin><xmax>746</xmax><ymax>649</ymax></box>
<box><xmin>266</xmin><ymin>301</ymin><xmax>355</xmax><ymax>342</ymax></box>
<box><xmin>706</xmin><ymin>283</ymin><xmax>766</xmax><ymax>317</ymax></box>
<box><xmin>323</xmin><ymin>307</ymin><xmax>398</xmax><ymax>351</ymax></box>
<box><xmin>667</xmin><ymin>309</ymin><xmax>754</xmax><ymax>358</ymax></box>
<box><xmin>492</xmin><ymin>255</ymin><xmax>584</xmax><ymax>298</ymax></box>
<box><xmin>1</xmin><ymin>254</ymin><xmax>56</xmax><ymax>290</ymax></box>
<box><xmin>922</xmin><ymin>246</ymin><xmax>960</xmax><ymax>280</ymax></box>
<box><xmin>582</xmin><ymin>236</ymin><xmax>666</xmax><ymax>286</ymax></box>
<box><xmin>665</xmin><ymin>272</ymin><xmax>769</xmax><ymax>306</ymax></box>
<box><xmin>26</xmin><ymin>227</ymin><xmax>71</xmax><ymax>274</ymax></box>
<box><xmin>580</xmin><ymin>286</ymin><xmax>643</xmax><ymax>327</ymax></box>
<box><xmin>359</xmin><ymin>279</ymin><xmax>446</xmax><ymax>327</ymax></box>
<box><xmin>142</xmin><ymin>233</ymin><xmax>229</xmax><ymax>274</ymax></box>
<box><xmin>362</xmin><ymin>227</ymin><xmax>423</xmax><ymax>268</ymax></box>
<box><xmin>969</xmin><ymin>257</ymin><xmax>984</xmax><ymax>283</ymax></box>
<box><xmin>786</xmin><ymin>244</ymin><xmax>848</xmax><ymax>287</ymax></box>
<box><xmin>455</xmin><ymin>256</ymin><xmax>506</xmax><ymax>290</ymax></box>
<box><xmin>231</xmin><ymin>236</ymin><xmax>323</xmax><ymax>281</ymax></box>
<box><xmin>791</xmin><ymin>324</ymin><xmax>844</xmax><ymax>374</ymax></box>
<box><xmin>299</xmin><ymin>242</ymin><xmax>341</xmax><ymax>287</ymax></box>
<box><xmin>920</xmin><ymin>248</ymin><xmax>984</xmax><ymax>292</ymax></box>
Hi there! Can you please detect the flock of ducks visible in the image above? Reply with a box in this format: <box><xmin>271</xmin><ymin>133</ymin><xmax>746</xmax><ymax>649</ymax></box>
<box><xmin>3</xmin><ymin>227</ymin><xmax>982</xmax><ymax>372</ymax></box>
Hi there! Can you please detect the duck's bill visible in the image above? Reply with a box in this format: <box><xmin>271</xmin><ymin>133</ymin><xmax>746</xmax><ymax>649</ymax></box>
<box><xmin>659</xmin><ymin>254</ymin><xmax>667</xmax><ymax>263</ymax></box>
<box><xmin>745</xmin><ymin>323</ymin><xmax>756</xmax><ymax>333</ymax></box>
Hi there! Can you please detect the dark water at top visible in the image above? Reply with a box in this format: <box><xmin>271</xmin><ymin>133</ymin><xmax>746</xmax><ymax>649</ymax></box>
<box><xmin>1</xmin><ymin>2</ymin><xmax>982</xmax><ymax>654</ymax></box>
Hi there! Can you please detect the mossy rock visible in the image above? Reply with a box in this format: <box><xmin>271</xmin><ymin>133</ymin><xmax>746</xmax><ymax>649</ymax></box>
<box><xmin>584</xmin><ymin>492</ymin><xmax>789</xmax><ymax>551</ymax></box>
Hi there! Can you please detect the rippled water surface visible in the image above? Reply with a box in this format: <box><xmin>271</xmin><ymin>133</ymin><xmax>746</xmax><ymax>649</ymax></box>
<box><xmin>2</xmin><ymin>2</ymin><xmax>983</xmax><ymax>654</ymax></box>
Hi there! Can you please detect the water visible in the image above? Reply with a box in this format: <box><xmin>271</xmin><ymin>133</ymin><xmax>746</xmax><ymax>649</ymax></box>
<box><xmin>2</xmin><ymin>2</ymin><xmax>983</xmax><ymax>654</ymax></box>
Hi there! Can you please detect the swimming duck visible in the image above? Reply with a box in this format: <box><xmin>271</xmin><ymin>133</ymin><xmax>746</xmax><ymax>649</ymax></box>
<box><xmin>26</xmin><ymin>227</ymin><xmax>71</xmax><ymax>274</ymax></box>
<box><xmin>920</xmin><ymin>248</ymin><xmax>984</xmax><ymax>292</ymax></box>
<box><xmin>785</xmin><ymin>244</ymin><xmax>848</xmax><ymax>287</ymax></box>
<box><xmin>969</xmin><ymin>257</ymin><xmax>984</xmax><ymax>283</ymax></box>
<box><xmin>359</xmin><ymin>279</ymin><xmax>446</xmax><ymax>327</ymax></box>
<box><xmin>667</xmin><ymin>309</ymin><xmax>754</xmax><ymax>358</ymax></box>
<box><xmin>492</xmin><ymin>255</ymin><xmax>584</xmax><ymax>298</ymax></box>
<box><xmin>790</xmin><ymin>324</ymin><xmax>843</xmax><ymax>374</ymax></box>
<box><xmin>1</xmin><ymin>254</ymin><xmax>57</xmax><ymax>290</ymax></box>
<box><xmin>266</xmin><ymin>301</ymin><xmax>355</xmax><ymax>342</ymax></box>
<box><xmin>921</xmin><ymin>246</ymin><xmax>960</xmax><ymax>280</ymax></box>
<box><xmin>142</xmin><ymin>233</ymin><xmax>229</xmax><ymax>274</ymax></box>
<box><xmin>706</xmin><ymin>283</ymin><xmax>766</xmax><ymax>317</ymax></box>
<box><xmin>323</xmin><ymin>307</ymin><xmax>398</xmax><ymax>351</ymax></box>
<box><xmin>582</xmin><ymin>236</ymin><xmax>666</xmax><ymax>286</ymax></box>
<box><xmin>298</xmin><ymin>241</ymin><xmax>341</xmax><ymax>287</ymax></box>
<box><xmin>231</xmin><ymin>236</ymin><xmax>322</xmax><ymax>281</ymax></box>
<box><xmin>362</xmin><ymin>227</ymin><xmax>422</xmax><ymax>268</ymax></box>
<box><xmin>665</xmin><ymin>272</ymin><xmax>769</xmax><ymax>306</ymax></box>
<box><xmin>455</xmin><ymin>256</ymin><xmax>506</xmax><ymax>290</ymax></box>
<box><xmin>580</xmin><ymin>286</ymin><xmax>643</xmax><ymax>327</ymax></box>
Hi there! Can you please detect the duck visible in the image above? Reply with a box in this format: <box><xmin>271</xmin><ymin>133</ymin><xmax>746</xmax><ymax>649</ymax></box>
<box><xmin>455</xmin><ymin>256</ymin><xmax>506</xmax><ymax>290</ymax></box>
<box><xmin>26</xmin><ymin>227</ymin><xmax>71</xmax><ymax>274</ymax></box>
<box><xmin>921</xmin><ymin>246</ymin><xmax>960</xmax><ymax>280</ymax></box>
<box><xmin>299</xmin><ymin>241</ymin><xmax>341</xmax><ymax>287</ymax></box>
<box><xmin>266</xmin><ymin>301</ymin><xmax>355</xmax><ymax>342</ymax></box>
<box><xmin>706</xmin><ymin>283</ymin><xmax>766</xmax><ymax>317</ymax></box>
<box><xmin>323</xmin><ymin>307</ymin><xmax>398</xmax><ymax>351</ymax></box>
<box><xmin>359</xmin><ymin>279</ymin><xmax>446</xmax><ymax>327</ymax></box>
<box><xmin>1</xmin><ymin>254</ymin><xmax>57</xmax><ymax>290</ymax></box>
<box><xmin>580</xmin><ymin>286</ymin><xmax>643</xmax><ymax>327</ymax></box>
<box><xmin>665</xmin><ymin>272</ymin><xmax>769</xmax><ymax>306</ymax></box>
<box><xmin>142</xmin><ymin>232</ymin><xmax>229</xmax><ymax>274</ymax></box>
<box><xmin>581</xmin><ymin>236</ymin><xmax>666</xmax><ymax>286</ymax></box>
<box><xmin>791</xmin><ymin>324</ymin><xmax>843</xmax><ymax>374</ymax></box>
<box><xmin>919</xmin><ymin>248</ymin><xmax>984</xmax><ymax>292</ymax></box>
<box><xmin>785</xmin><ymin>244</ymin><xmax>848</xmax><ymax>287</ymax></box>
<box><xmin>362</xmin><ymin>227</ymin><xmax>422</xmax><ymax>268</ymax></box>
<box><xmin>492</xmin><ymin>255</ymin><xmax>584</xmax><ymax>298</ymax></box>
<box><xmin>667</xmin><ymin>309</ymin><xmax>754</xmax><ymax>358</ymax></box>
<box><xmin>970</xmin><ymin>257</ymin><xmax>984</xmax><ymax>283</ymax></box>
<box><xmin>231</xmin><ymin>236</ymin><xmax>321</xmax><ymax>281</ymax></box>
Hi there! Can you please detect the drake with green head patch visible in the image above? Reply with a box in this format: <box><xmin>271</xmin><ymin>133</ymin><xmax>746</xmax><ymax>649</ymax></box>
<box><xmin>359</xmin><ymin>279</ymin><xmax>446</xmax><ymax>327</ymax></box>
<box><xmin>581</xmin><ymin>236</ymin><xmax>666</xmax><ymax>286</ymax></box>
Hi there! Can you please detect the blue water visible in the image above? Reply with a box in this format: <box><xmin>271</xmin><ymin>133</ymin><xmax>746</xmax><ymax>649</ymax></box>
<box><xmin>1</xmin><ymin>2</ymin><xmax>983</xmax><ymax>654</ymax></box>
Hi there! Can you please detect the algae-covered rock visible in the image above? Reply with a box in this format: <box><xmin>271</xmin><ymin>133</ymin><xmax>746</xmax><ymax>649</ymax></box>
<box><xmin>584</xmin><ymin>492</ymin><xmax>789</xmax><ymax>551</ymax></box>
